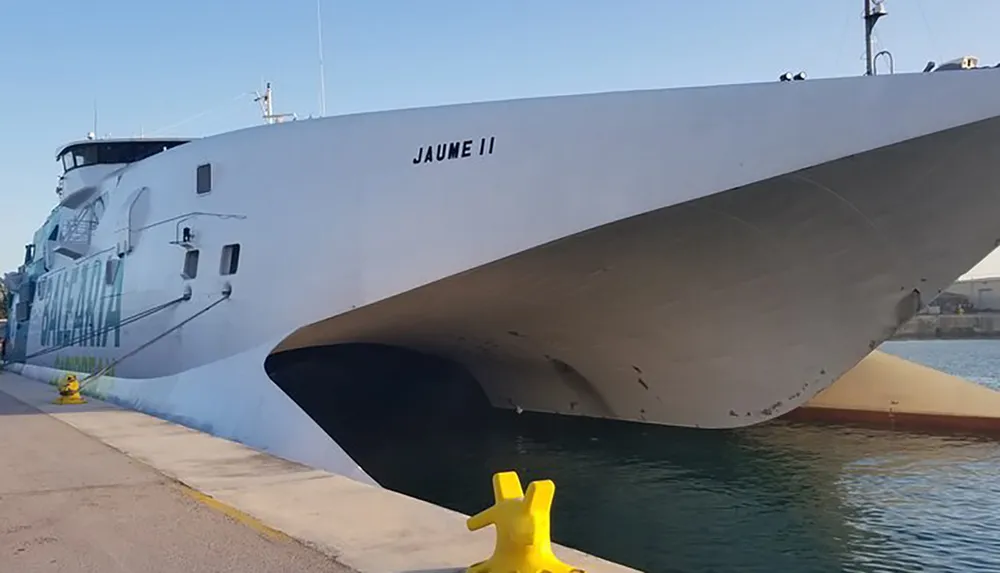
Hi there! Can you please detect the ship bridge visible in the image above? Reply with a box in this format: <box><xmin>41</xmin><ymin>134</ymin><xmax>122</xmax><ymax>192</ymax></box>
<box><xmin>47</xmin><ymin>137</ymin><xmax>192</xmax><ymax>260</ymax></box>
<box><xmin>55</xmin><ymin>137</ymin><xmax>191</xmax><ymax>174</ymax></box>
<box><xmin>55</xmin><ymin>137</ymin><xmax>191</xmax><ymax>199</ymax></box>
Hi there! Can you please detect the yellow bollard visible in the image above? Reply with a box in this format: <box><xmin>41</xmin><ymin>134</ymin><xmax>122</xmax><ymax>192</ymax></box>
<box><xmin>466</xmin><ymin>471</ymin><xmax>583</xmax><ymax>573</ymax></box>
<box><xmin>54</xmin><ymin>374</ymin><xmax>86</xmax><ymax>405</ymax></box>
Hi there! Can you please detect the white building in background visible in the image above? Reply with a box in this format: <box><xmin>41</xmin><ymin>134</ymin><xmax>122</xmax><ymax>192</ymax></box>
<box><xmin>946</xmin><ymin>277</ymin><xmax>1000</xmax><ymax>311</ymax></box>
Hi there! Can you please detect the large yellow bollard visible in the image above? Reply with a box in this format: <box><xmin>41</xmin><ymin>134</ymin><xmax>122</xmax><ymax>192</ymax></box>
<box><xmin>54</xmin><ymin>373</ymin><xmax>86</xmax><ymax>405</ymax></box>
<box><xmin>466</xmin><ymin>471</ymin><xmax>583</xmax><ymax>573</ymax></box>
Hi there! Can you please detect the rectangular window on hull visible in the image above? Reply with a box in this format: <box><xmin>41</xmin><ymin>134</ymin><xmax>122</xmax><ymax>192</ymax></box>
<box><xmin>196</xmin><ymin>163</ymin><xmax>212</xmax><ymax>194</ymax></box>
<box><xmin>220</xmin><ymin>243</ymin><xmax>240</xmax><ymax>276</ymax></box>
<box><xmin>182</xmin><ymin>250</ymin><xmax>200</xmax><ymax>279</ymax></box>
<box><xmin>105</xmin><ymin>259</ymin><xmax>120</xmax><ymax>285</ymax></box>
<box><xmin>15</xmin><ymin>301</ymin><xmax>30</xmax><ymax>322</ymax></box>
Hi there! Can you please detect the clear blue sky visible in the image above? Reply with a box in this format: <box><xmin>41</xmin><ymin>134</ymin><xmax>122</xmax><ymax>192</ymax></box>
<box><xmin>2</xmin><ymin>0</ymin><xmax>999</xmax><ymax>276</ymax></box>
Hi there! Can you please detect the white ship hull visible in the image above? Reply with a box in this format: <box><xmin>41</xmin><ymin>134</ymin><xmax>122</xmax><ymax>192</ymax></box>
<box><xmin>7</xmin><ymin>69</ymin><xmax>1000</xmax><ymax>480</ymax></box>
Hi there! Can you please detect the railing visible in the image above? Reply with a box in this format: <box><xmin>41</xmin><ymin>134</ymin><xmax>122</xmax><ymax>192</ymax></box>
<box><xmin>53</xmin><ymin>207</ymin><xmax>101</xmax><ymax>259</ymax></box>
<box><xmin>59</xmin><ymin>216</ymin><xmax>99</xmax><ymax>245</ymax></box>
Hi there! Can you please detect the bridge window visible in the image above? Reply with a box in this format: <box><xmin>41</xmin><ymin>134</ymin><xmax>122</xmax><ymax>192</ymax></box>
<box><xmin>73</xmin><ymin>146</ymin><xmax>98</xmax><ymax>168</ymax></box>
<box><xmin>182</xmin><ymin>250</ymin><xmax>200</xmax><ymax>280</ymax></box>
<box><xmin>220</xmin><ymin>244</ymin><xmax>240</xmax><ymax>276</ymax></box>
<box><xmin>196</xmin><ymin>163</ymin><xmax>212</xmax><ymax>194</ymax></box>
<box><xmin>57</xmin><ymin>140</ymin><xmax>189</xmax><ymax>174</ymax></box>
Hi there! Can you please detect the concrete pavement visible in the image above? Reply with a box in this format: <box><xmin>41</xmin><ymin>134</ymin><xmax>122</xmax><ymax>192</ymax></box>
<box><xmin>0</xmin><ymin>382</ymin><xmax>353</xmax><ymax>572</ymax></box>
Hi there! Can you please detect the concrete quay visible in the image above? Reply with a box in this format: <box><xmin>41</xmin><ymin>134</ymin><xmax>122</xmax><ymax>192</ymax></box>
<box><xmin>893</xmin><ymin>313</ymin><xmax>1000</xmax><ymax>339</ymax></box>
<box><xmin>0</xmin><ymin>382</ymin><xmax>351</xmax><ymax>573</ymax></box>
<box><xmin>0</xmin><ymin>370</ymin><xmax>637</xmax><ymax>573</ymax></box>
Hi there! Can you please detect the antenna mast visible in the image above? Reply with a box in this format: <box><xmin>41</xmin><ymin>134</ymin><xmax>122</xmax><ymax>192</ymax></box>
<box><xmin>317</xmin><ymin>0</ymin><xmax>327</xmax><ymax>116</ymax></box>
<box><xmin>864</xmin><ymin>0</ymin><xmax>888</xmax><ymax>76</ymax></box>
<box><xmin>253</xmin><ymin>82</ymin><xmax>296</xmax><ymax>124</ymax></box>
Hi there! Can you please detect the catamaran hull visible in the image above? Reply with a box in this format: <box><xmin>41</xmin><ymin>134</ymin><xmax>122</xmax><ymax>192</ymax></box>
<box><xmin>277</xmin><ymin>114</ymin><xmax>1000</xmax><ymax>428</ymax></box>
<box><xmin>7</xmin><ymin>69</ymin><xmax>1000</xmax><ymax>478</ymax></box>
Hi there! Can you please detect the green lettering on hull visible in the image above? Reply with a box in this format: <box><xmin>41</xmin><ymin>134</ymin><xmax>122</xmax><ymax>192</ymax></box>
<box><xmin>39</xmin><ymin>255</ymin><xmax>124</xmax><ymax>350</ymax></box>
<box><xmin>53</xmin><ymin>354</ymin><xmax>116</xmax><ymax>377</ymax></box>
